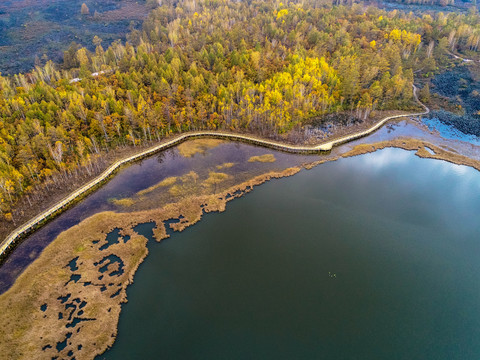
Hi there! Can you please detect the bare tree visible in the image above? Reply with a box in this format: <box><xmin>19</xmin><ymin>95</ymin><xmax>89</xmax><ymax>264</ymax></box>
<box><xmin>49</xmin><ymin>141</ymin><xmax>64</xmax><ymax>168</ymax></box>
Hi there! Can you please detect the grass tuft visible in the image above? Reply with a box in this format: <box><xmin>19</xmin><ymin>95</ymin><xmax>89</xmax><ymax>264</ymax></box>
<box><xmin>177</xmin><ymin>139</ymin><xmax>224</xmax><ymax>158</ymax></box>
<box><xmin>248</xmin><ymin>154</ymin><xmax>276</xmax><ymax>163</ymax></box>
<box><xmin>137</xmin><ymin>177</ymin><xmax>178</xmax><ymax>196</ymax></box>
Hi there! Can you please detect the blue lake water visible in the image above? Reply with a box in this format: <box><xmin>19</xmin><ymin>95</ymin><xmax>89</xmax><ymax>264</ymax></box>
<box><xmin>423</xmin><ymin>117</ymin><xmax>480</xmax><ymax>145</ymax></box>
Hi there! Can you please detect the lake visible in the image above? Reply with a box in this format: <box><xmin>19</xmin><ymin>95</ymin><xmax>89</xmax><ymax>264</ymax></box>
<box><xmin>97</xmin><ymin>147</ymin><xmax>480</xmax><ymax>360</ymax></box>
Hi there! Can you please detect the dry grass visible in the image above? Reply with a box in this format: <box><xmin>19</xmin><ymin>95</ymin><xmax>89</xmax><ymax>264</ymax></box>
<box><xmin>20</xmin><ymin>21</ymin><xmax>60</xmax><ymax>41</ymax></box>
<box><xmin>248</xmin><ymin>154</ymin><xmax>276</xmax><ymax>163</ymax></box>
<box><xmin>137</xmin><ymin>176</ymin><xmax>177</xmax><ymax>196</ymax></box>
<box><xmin>0</xmin><ymin>211</ymin><xmax>151</xmax><ymax>360</ymax></box>
<box><xmin>203</xmin><ymin>172</ymin><xmax>231</xmax><ymax>186</ymax></box>
<box><xmin>167</xmin><ymin>171</ymin><xmax>201</xmax><ymax>198</ymax></box>
<box><xmin>93</xmin><ymin>1</ymin><xmax>150</xmax><ymax>21</ymax></box>
<box><xmin>110</xmin><ymin>197</ymin><xmax>135</xmax><ymax>207</ymax></box>
<box><xmin>216</xmin><ymin>162</ymin><xmax>235</xmax><ymax>170</ymax></box>
<box><xmin>177</xmin><ymin>139</ymin><xmax>224</xmax><ymax>158</ymax></box>
<box><xmin>168</xmin><ymin>184</ymin><xmax>184</xmax><ymax>197</ymax></box>
<box><xmin>302</xmin><ymin>157</ymin><xmax>340</xmax><ymax>170</ymax></box>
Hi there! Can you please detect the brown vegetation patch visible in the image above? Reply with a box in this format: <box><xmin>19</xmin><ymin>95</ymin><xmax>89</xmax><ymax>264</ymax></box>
<box><xmin>216</xmin><ymin>162</ymin><xmax>235</xmax><ymax>170</ymax></box>
<box><xmin>167</xmin><ymin>171</ymin><xmax>200</xmax><ymax>198</ymax></box>
<box><xmin>302</xmin><ymin>157</ymin><xmax>341</xmax><ymax>170</ymax></box>
<box><xmin>177</xmin><ymin>139</ymin><xmax>224</xmax><ymax>158</ymax></box>
<box><xmin>20</xmin><ymin>21</ymin><xmax>60</xmax><ymax>42</ymax></box>
<box><xmin>110</xmin><ymin>197</ymin><xmax>135</xmax><ymax>207</ymax></box>
<box><xmin>248</xmin><ymin>154</ymin><xmax>276</xmax><ymax>163</ymax></box>
<box><xmin>94</xmin><ymin>1</ymin><xmax>150</xmax><ymax>21</ymax></box>
<box><xmin>137</xmin><ymin>177</ymin><xmax>177</xmax><ymax>197</ymax></box>
<box><xmin>0</xmin><ymin>211</ymin><xmax>151</xmax><ymax>360</ymax></box>
<box><xmin>203</xmin><ymin>172</ymin><xmax>231</xmax><ymax>186</ymax></box>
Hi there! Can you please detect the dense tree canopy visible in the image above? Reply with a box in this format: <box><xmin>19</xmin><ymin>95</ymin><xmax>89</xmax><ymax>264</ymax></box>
<box><xmin>0</xmin><ymin>0</ymin><xmax>479</xmax><ymax>217</ymax></box>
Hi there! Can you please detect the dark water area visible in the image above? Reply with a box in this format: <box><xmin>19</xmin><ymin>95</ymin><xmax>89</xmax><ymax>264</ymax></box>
<box><xmin>0</xmin><ymin>141</ymin><xmax>313</xmax><ymax>294</ymax></box>
<box><xmin>100</xmin><ymin>148</ymin><xmax>480</xmax><ymax>360</ymax></box>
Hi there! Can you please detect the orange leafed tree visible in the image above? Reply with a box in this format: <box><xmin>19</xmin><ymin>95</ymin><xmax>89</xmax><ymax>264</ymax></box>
<box><xmin>81</xmin><ymin>3</ymin><xmax>90</xmax><ymax>15</ymax></box>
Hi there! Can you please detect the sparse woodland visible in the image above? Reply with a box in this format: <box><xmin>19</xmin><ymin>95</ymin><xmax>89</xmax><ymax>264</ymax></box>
<box><xmin>1</xmin><ymin>0</ymin><xmax>480</xmax><ymax>218</ymax></box>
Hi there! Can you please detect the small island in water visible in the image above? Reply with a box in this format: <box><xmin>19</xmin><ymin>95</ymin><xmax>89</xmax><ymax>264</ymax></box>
<box><xmin>0</xmin><ymin>0</ymin><xmax>480</xmax><ymax>358</ymax></box>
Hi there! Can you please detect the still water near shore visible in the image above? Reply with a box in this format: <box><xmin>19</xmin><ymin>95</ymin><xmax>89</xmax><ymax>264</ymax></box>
<box><xmin>100</xmin><ymin>148</ymin><xmax>480</xmax><ymax>360</ymax></box>
<box><xmin>0</xmin><ymin>141</ymin><xmax>314</xmax><ymax>293</ymax></box>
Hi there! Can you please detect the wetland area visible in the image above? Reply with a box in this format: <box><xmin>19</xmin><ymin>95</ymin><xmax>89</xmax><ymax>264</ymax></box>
<box><xmin>1</xmin><ymin>119</ymin><xmax>480</xmax><ymax>359</ymax></box>
<box><xmin>2</xmin><ymin>0</ymin><xmax>480</xmax><ymax>358</ymax></box>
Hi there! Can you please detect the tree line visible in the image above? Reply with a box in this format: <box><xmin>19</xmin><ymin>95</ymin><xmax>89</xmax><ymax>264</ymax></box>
<box><xmin>1</xmin><ymin>0</ymin><xmax>479</xmax><ymax>219</ymax></box>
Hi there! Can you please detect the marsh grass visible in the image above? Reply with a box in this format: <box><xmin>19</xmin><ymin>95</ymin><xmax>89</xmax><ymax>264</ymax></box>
<box><xmin>203</xmin><ymin>172</ymin><xmax>231</xmax><ymax>186</ymax></box>
<box><xmin>177</xmin><ymin>139</ymin><xmax>224</xmax><ymax>158</ymax></box>
<box><xmin>248</xmin><ymin>154</ymin><xmax>276</xmax><ymax>163</ymax></box>
<box><xmin>216</xmin><ymin>162</ymin><xmax>235</xmax><ymax>169</ymax></box>
<box><xmin>137</xmin><ymin>176</ymin><xmax>178</xmax><ymax>196</ymax></box>
<box><xmin>168</xmin><ymin>171</ymin><xmax>201</xmax><ymax>198</ymax></box>
<box><xmin>110</xmin><ymin>197</ymin><xmax>135</xmax><ymax>207</ymax></box>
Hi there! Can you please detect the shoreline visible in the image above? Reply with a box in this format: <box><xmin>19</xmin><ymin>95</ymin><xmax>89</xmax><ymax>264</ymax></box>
<box><xmin>0</xmin><ymin>87</ymin><xmax>430</xmax><ymax>261</ymax></box>
<box><xmin>342</xmin><ymin>138</ymin><xmax>480</xmax><ymax>172</ymax></box>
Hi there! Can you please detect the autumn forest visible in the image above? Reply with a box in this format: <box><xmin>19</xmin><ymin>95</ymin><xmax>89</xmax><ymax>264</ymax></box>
<box><xmin>1</xmin><ymin>0</ymin><xmax>480</xmax><ymax>220</ymax></box>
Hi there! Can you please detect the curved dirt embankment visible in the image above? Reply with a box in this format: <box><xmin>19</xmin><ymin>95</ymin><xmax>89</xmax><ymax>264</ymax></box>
<box><xmin>0</xmin><ymin>86</ymin><xmax>429</xmax><ymax>259</ymax></box>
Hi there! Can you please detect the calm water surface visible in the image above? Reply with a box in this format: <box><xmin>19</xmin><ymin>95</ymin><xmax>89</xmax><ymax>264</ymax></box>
<box><xmin>99</xmin><ymin>148</ymin><xmax>480</xmax><ymax>360</ymax></box>
<box><xmin>0</xmin><ymin>142</ymin><xmax>313</xmax><ymax>293</ymax></box>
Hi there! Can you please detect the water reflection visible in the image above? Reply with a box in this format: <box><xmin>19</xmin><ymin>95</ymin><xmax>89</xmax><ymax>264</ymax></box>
<box><xmin>354</xmin><ymin>147</ymin><xmax>412</xmax><ymax>170</ymax></box>
<box><xmin>337</xmin><ymin>148</ymin><xmax>480</xmax><ymax>236</ymax></box>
